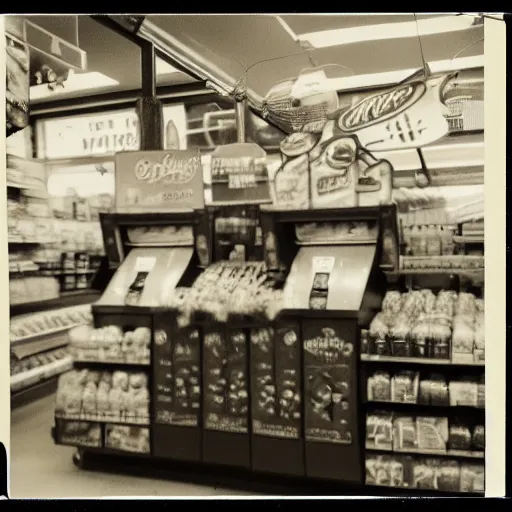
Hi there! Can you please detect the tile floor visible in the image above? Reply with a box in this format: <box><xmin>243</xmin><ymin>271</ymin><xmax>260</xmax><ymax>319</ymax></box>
<box><xmin>9</xmin><ymin>394</ymin><xmax>254</xmax><ymax>498</ymax></box>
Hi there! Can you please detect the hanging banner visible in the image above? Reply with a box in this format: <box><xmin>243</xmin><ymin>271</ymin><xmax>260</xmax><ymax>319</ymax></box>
<box><xmin>36</xmin><ymin>104</ymin><xmax>187</xmax><ymax>160</ymax></box>
<box><xmin>210</xmin><ymin>143</ymin><xmax>271</xmax><ymax>204</ymax></box>
<box><xmin>115</xmin><ymin>149</ymin><xmax>205</xmax><ymax>213</ymax></box>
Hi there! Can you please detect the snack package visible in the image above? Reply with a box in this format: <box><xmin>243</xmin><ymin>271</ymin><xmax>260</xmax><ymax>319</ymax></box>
<box><xmin>472</xmin><ymin>425</ymin><xmax>485</xmax><ymax>451</ymax></box>
<box><xmin>391</xmin><ymin>371</ymin><xmax>419</xmax><ymax>403</ymax></box>
<box><xmin>436</xmin><ymin>460</ymin><xmax>461</xmax><ymax>492</ymax></box>
<box><xmin>448</xmin><ymin>423</ymin><xmax>472</xmax><ymax>451</ymax></box>
<box><xmin>365</xmin><ymin>456</ymin><xmax>378</xmax><ymax>485</ymax></box>
<box><xmin>393</xmin><ymin>416</ymin><xmax>417</xmax><ymax>451</ymax></box>
<box><xmin>416</xmin><ymin>416</ymin><xmax>448</xmax><ymax>451</ymax></box>
<box><xmin>449</xmin><ymin>377</ymin><xmax>478</xmax><ymax>407</ymax></box>
<box><xmin>367</xmin><ymin>371</ymin><xmax>392</xmax><ymax>402</ymax></box>
<box><xmin>389</xmin><ymin>457</ymin><xmax>406</xmax><ymax>487</ymax></box>
<box><xmin>460</xmin><ymin>463</ymin><xmax>485</xmax><ymax>493</ymax></box>
<box><xmin>413</xmin><ymin>458</ymin><xmax>438</xmax><ymax>490</ymax></box>
<box><xmin>366</xmin><ymin>412</ymin><xmax>393</xmax><ymax>450</ymax></box>
<box><xmin>374</xmin><ymin>456</ymin><xmax>392</xmax><ymax>487</ymax></box>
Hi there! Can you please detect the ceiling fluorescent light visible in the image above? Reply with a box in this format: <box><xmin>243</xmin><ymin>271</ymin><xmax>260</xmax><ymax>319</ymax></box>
<box><xmin>156</xmin><ymin>58</ymin><xmax>180</xmax><ymax>75</ymax></box>
<box><xmin>299</xmin><ymin>15</ymin><xmax>478</xmax><ymax>49</ymax></box>
<box><xmin>326</xmin><ymin>55</ymin><xmax>483</xmax><ymax>92</ymax></box>
<box><xmin>30</xmin><ymin>71</ymin><xmax>119</xmax><ymax>101</ymax></box>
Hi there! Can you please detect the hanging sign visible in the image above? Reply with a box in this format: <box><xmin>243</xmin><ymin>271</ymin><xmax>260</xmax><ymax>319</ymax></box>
<box><xmin>210</xmin><ymin>143</ymin><xmax>271</xmax><ymax>204</ymax></box>
<box><xmin>337</xmin><ymin>79</ymin><xmax>449</xmax><ymax>151</ymax></box>
<box><xmin>36</xmin><ymin>104</ymin><xmax>187</xmax><ymax>160</ymax></box>
<box><xmin>115</xmin><ymin>149</ymin><xmax>205</xmax><ymax>213</ymax></box>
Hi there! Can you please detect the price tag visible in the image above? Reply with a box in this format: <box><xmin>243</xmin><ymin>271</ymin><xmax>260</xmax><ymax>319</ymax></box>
<box><xmin>312</xmin><ymin>256</ymin><xmax>335</xmax><ymax>274</ymax></box>
<box><xmin>135</xmin><ymin>256</ymin><xmax>156</xmax><ymax>272</ymax></box>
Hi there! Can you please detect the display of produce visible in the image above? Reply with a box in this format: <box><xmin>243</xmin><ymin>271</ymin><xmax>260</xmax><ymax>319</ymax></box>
<box><xmin>10</xmin><ymin>305</ymin><xmax>93</xmax><ymax>341</ymax></box>
<box><xmin>203</xmin><ymin>329</ymin><xmax>249</xmax><ymax>433</ymax></box>
<box><xmin>166</xmin><ymin>261</ymin><xmax>283</xmax><ymax>326</ymax></box>
<box><xmin>365</xmin><ymin>454</ymin><xmax>484</xmax><ymax>493</ymax></box>
<box><xmin>55</xmin><ymin>369</ymin><xmax>150</xmax><ymax>424</ymax></box>
<box><xmin>364</xmin><ymin>290</ymin><xmax>484</xmax><ymax>363</ymax></box>
<box><xmin>68</xmin><ymin>325</ymin><xmax>151</xmax><ymax>364</ymax></box>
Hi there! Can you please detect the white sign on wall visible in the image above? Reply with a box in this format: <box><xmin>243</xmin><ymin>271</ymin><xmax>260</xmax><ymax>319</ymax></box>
<box><xmin>36</xmin><ymin>104</ymin><xmax>188</xmax><ymax>160</ymax></box>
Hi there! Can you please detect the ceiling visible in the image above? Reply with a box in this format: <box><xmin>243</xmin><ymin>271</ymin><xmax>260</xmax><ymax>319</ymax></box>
<box><xmin>24</xmin><ymin>15</ymin><xmax>198</xmax><ymax>104</ymax></box>
<box><xmin>23</xmin><ymin>14</ymin><xmax>484</xmax><ymax>105</ymax></box>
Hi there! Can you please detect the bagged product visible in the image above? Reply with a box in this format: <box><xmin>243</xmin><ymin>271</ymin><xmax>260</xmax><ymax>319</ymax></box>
<box><xmin>374</xmin><ymin>456</ymin><xmax>392</xmax><ymax>487</ymax></box>
<box><xmin>416</xmin><ymin>416</ymin><xmax>449</xmax><ymax>451</ymax></box>
<box><xmin>460</xmin><ymin>463</ymin><xmax>485</xmax><ymax>493</ymax></box>
<box><xmin>449</xmin><ymin>377</ymin><xmax>478</xmax><ymax>407</ymax></box>
<box><xmin>393</xmin><ymin>416</ymin><xmax>417</xmax><ymax>451</ymax></box>
<box><xmin>413</xmin><ymin>458</ymin><xmax>438</xmax><ymax>490</ymax></box>
<box><xmin>389</xmin><ymin>457</ymin><xmax>406</xmax><ymax>487</ymax></box>
<box><xmin>436</xmin><ymin>460</ymin><xmax>461</xmax><ymax>492</ymax></box>
<box><xmin>366</xmin><ymin>412</ymin><xmax>393</xmax><ymax>450</ymax></box>
<box><xmin>448</xmin><ymin>423</ymin><xmax>472</xmax><ymax>451</ymax></box>
<box><xmin>365</xmin><ymin>456</ymin><xmax>378</xmax><ymax>485</ymax></box>
<box><xmin>472</xmin><ymin>425</ymin><xmax>485</xmax><ymax>451</ymax></box>
<box><xmin>367</xmin><ymin>372</ymin><xmax>392</xmax><ymax>402</ymax></box>
<box><xmin>391</xmin><ymin>371</ymin><xmax>419</xmax><ymax>403</ymax></box>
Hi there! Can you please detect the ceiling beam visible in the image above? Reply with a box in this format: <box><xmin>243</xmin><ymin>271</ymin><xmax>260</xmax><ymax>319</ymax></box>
<box><xmin>29</xmin><ymin>82</ymin><xmax>216</xmax><ymax>119</ymax></box>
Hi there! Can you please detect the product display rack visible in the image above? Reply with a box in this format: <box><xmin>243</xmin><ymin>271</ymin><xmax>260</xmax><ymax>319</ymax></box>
<box><xmin>11</xmin><ymin>303</ymin><xmax>95</xmax><ymax>408</ymax></box>
<box><xmin>360</xmin><ymin>222</ymin><xmax>485</xmax><ymax>494</ymax></box>
<box><xmin>52</xmin><ymin>204</ymin><xmax>488</xmax><ymax>496</ymax></box>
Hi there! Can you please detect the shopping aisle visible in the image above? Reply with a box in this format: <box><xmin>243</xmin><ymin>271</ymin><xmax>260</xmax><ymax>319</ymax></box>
<box><xmin>9</xmin><ymin>394</ymin><xmax>253</xmax><ymax>498</ymax></box>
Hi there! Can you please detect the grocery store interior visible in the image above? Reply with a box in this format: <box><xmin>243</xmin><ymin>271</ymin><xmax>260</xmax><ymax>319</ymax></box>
<box><xmin>6</xmin><ymin>14</ymin><xmax>491</xmax><ymax>498</ymax></box>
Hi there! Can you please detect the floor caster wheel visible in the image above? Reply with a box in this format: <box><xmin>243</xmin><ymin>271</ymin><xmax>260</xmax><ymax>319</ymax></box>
<box><xmin>72</xmin><ymin>449</ymin><xmax>88</xmax><ymax>469</ymax></box>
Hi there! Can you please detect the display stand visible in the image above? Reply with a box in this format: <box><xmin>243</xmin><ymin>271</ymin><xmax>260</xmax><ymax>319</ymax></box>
<box><xmin>257</xmin><ymin>205</ymin><xmax>392</xmax><ymax>483</ymax></box>
<box><xmin>199</xmin><ymin>205</ymin><xmax>262</xmax><ymax>470</ymax></box>
<box><xmin>53</xmin><ymin>209</ymin><xmax>210</xmax><ymax>462</ymax></box>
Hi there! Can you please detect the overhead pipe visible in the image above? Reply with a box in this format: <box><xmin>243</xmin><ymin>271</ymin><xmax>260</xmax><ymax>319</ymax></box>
<box><xmin>136</xmin><ymin>18</ymin><xmax>264</xmax><ymax>110</ymax></box>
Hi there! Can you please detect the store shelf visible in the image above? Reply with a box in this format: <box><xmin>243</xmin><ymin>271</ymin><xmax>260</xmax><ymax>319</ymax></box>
<box><xmin>10</xmin><ymin>290</ymin><xmax>101</xmax><ymax>317</ymax></box>
<box><xmin>366</xmin><ymin>444</ymin><xmax>485</xmax><ymax>460</ymax></box>
<box><xmin>365</xmin><ymin>400</ymin><xmax>485</xmax><ymax>414</ymax></box>
<box><xmin>54</xmin><ymin>413</ymin><xmax>149</xmax><ymax>426</ymax></box>
<box><xmin>73</xmin><ymin>359</ymin><xmax>150</xmax><ymax>369</ymax></box>
<box><xmin>361</xmin><ymin>354</ymin><xmax>485</xmax><ymax>367</ymax></box>
<box><xmin>10</xmin><ymin>355</ymin><xmax>73</xmax><ymax>392</ymax></box>
<box><xmin>400</xmin><ymin>255</ymin><xmax>484</xmax><ymax>275</ymax></box>
<box><xmin>11</xmin><ymin>374</ymin><xmax>60</xmax><ymax>409</ymax></box>
<box><xmin>365</xmin><ymin>483</ymin><xmax>484</xmax><ymax>496</ymax></box>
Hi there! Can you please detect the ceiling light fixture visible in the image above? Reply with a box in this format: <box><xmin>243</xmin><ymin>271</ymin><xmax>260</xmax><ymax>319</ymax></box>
<box><xmin>30</xmin><ymin>71</ymin><xmax>119</xmax><ymax>102</ymax></box>
<box><xmin>298</xmin><ymin>15</ymin><xmax>478</xmax><ymax>49</ymax></box>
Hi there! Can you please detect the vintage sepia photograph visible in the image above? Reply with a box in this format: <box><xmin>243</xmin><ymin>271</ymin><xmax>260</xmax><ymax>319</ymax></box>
<box><xmin>1</xmin><ymin>13</ymin><xmax>506</xmax><ymax>499</ymax></box>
